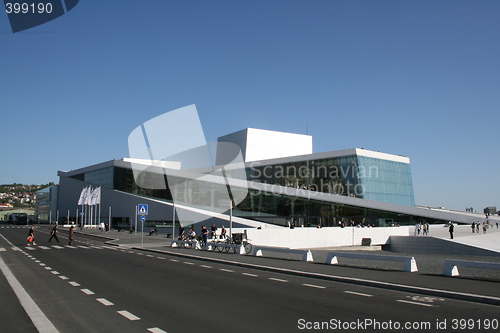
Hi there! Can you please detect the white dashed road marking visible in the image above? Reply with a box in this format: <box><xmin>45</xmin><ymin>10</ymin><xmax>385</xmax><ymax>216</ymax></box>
<box><xmin>148</xmin><ymin>328</ymin><xmax>168</xmax><ymax>333</ymax></box>
<box><xmin>396</xmin><ymin>299</ymin><xmax>434</xmax><ymax>307</ymax></box>
<box><xmin>117</xmin><ymin>310</ymin><xmax>140</xmax><ymax>321</ymax></box>
<box><xmin>303</xmin><ymin>283</ymin><xmax>326</xmax><ymax>289</ymax></box>
<box><xmin>269</xmin><ymin>278</ymin><xmax>288</xmax><ymax>282</ymax></box>
<box><xmin>96</xmin><ymin>298</ymin><xmax>114</xmax><ymax>306</ymax></box>
<box><xmin>344</xmin><ymin>291</ymin><xmax>373</xmax><ymax>297</ymax></box>
<box><xmin>81</xmin><ymin>289</ymin><xmax>95</xmax><ymax>295</ymax></box>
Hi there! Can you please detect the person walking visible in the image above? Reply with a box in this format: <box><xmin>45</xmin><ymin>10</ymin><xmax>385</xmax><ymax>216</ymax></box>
<box><xmin>48</xmin><ymin>225</ymin><xmax>60</xmax><ymax>243</ymax></box>
<box><xmin>448</xmin><ymin>222</ymin><xmax>454</xmax><ymax>239</ymax></box>
<box><xmin>422</xmin><ymin>222</ymin><xmax>429</xmax><ymax>236</ymax></box>
<box><xmin>471</xmin><ymin>222</ymin><xmax>475</xmax><ymax>233</ymax></box>
<box><xmin>27</xmin><ymin>226</ymin><xmax>36</xmax><ymax>246</ymax></box>
<box><xmin>68</xmin><ymin>225</ymin><xmax>75</xmax><ymax>245</ymax></box>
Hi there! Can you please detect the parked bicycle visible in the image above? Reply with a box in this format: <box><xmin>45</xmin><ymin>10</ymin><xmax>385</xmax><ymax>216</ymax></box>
<box><xmin>220</xmin><ymin>233</ymin><xmax>252</xmax><ymax>254</ymax></box>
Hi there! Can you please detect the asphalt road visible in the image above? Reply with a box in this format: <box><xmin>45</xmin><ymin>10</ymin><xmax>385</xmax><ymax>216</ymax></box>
<box><xmin>1</xmin><ymin>225</ymin><xmax>499</xmax><ymax>333</ymax></box>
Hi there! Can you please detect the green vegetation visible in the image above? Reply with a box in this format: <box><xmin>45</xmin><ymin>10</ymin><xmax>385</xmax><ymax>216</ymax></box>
<box><xmin>0</xmin><ymin>183</ymin><xmax>56</xmax><ymax>208</ymax></box>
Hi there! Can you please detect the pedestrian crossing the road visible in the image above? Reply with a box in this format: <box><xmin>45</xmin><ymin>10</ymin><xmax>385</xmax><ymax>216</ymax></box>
<box><xmin>1</xmin><ymin>225</ymin><xmax>123</xmax><ymax>252</ymax></box>
<box><xmin>22</xmin><ymin>244</ymin><xmax>109</xmax><ymax>251</ymax></box>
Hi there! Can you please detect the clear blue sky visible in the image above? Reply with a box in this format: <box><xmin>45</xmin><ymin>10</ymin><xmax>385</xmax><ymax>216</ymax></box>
<box><xmin>1</xmin><ymin>1</ymin><xmax>499</xmax><ymax>212</ymax></box>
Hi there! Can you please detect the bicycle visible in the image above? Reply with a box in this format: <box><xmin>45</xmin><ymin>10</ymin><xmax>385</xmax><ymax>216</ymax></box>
<box><xmin>222</xmin><ymin>233</ymin><xmax>253</xmax><ymax>254</ymax></box>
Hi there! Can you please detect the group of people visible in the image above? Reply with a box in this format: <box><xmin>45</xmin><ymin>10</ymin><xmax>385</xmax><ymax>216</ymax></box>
<box><xmin>471</xmin><ymin>221</ymin><xmax>498</xmax><ymax>234</ymax></box>
<box><xmin>99</xmin><ymin>221</ymin><xmax>110</xmax><ymax>233</ymax></box>
<box><xmin>27</xmin><ymin>224</ymin><xmax>75</xmax><ymax>246</ymax></box>
<box><xmin>178</xmin><ymin>223</ymin><xmax>228</xmax><ymax>246</ymax></box>
<box><xmin>414</xmin><ymin>222</ymin><xmax>430</xmax><ymax>236</ymax></box>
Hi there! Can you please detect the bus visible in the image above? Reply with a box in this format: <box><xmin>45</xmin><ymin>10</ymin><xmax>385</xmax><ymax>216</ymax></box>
<box><xmin>8</xmin><ymin>213</ymin><xmax>28</xmax><ymax>225</ymax></box>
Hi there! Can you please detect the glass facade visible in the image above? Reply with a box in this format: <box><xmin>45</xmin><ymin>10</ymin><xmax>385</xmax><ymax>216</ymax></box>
<box><xmin>35</xmin><ymin>187</ymin><xmax>51</xmax><ymax>222</ymax></box>
<box><xmin>233</xmin><ymin>188</ymin><xmax>443</xmax><ymax>227</ymax></box>
<box><xmin>67</xmin><ymin>152</ymin><xmax>422</xmax><ymax>227</ymax></box>
<box><xmin>84</xmin><ymin>167</ymin><xmax>114</xmax><ymax>189</ymax></box>
<box><xmin>246</xmin><ymin>156</ymin><xmax>362</xmax><ymax>198</ymax></box>
<box><xmin>245</xmin><ymin>153</ymin><xmax>415</xmax><ymax>206</ymax></box>
<box><xmin>114</xmin><ymin>167</ymin><xmax>172</xmax><ymax>201</ymax></box>
<box><xmin>357</xmin><ymin>156</ymin><xmax>415</xmax><ymax>206</ymax></box>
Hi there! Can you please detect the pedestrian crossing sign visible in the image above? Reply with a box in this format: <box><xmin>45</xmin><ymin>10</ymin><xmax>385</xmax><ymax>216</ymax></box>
<box><xmin>138</xmin><ymin>204</ymin><xmax>148</xmax><ymax>215</ymax></box>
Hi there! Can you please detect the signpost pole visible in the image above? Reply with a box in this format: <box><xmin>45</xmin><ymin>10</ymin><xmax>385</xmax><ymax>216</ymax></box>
<box><xmin>137</xmin><ymin>205</ymin><xmax>148</xmax><ymax>246</ymax></box>
<box><xmin>134</xmin><ymin>205</ymin><xmax>137</xmax><ymax>234</ymax></box>
<box><xmin>172</xmin><ymin>203</ymin><xmax>175</xmax><ymax>240</ymax></box>
<box><xmin>229</xmin><ymin>201</ymin><xmax>233</xmax><ymax>238</ymax></box>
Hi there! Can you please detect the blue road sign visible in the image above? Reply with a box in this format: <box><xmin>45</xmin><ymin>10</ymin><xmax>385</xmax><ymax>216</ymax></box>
<box><xmin>138</xmin><ymin>204</ymin><xmax>148</xmax><ymax>215</ymax></box>
<box><xmin>140</xmin><ymin>216</ymin><xmax>146</xmax><ymax>222</ymax></box>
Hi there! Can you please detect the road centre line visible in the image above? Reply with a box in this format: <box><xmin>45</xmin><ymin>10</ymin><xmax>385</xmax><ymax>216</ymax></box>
<box><xmin>170</xmin><ymin>259</ymin><xmax>179</xmax><ymax>262</ymax></box>
<box><xmin>148</xmin><ymin>328</ymin><xmax>167</xmax><ymax>333</ymax></box>
<box><xmin>242</xmin><ymin>273</ymin><xmax>258</xmax><ymax>277</ymax></box>
<box><xmin>396</xmin><ymin>299</ymin><xmax>434</xmax><ymax>307</ymax></box>
<box><xmin>22</xmin><ymin>245</ymin><xmax>161</xmax><ymax>328</ymax></box>
<box><xmin>184</xmin><ymin>262</ymin><xmax>194</xmax><ymax>265</ymax></box>
<box><xmin>344</xmin><ymin>291</ymin><xmax>373</xmax><ymax>297</ymax></box>
<box><xmin>200</xmin><ymin>265</ymin><xmax>212</xmax><ymax>268</ymax></box>
<box><xmin>303</xmin><ymin>283</ymin><xmax>326</xmax><ymax>289</ymax></box>
<box><xmin>220</xmin><ymin>268</ymin><xmax>234</xmax><ymax>273</ymax></box>
<box><xmin>59</xmin><ymin>276</ymin><xmax>69</xmax><ymax>280</ymax></box>
<box><xmin>135</xmin><ymin>247</ymin><xmax>500</xmax><ymax>306</ymax></box>
<box><xmin>0</xmin><ymin>250</ymin><xmax>59</xmax><ymax>333</ymax></box>
<box><xmin>81</xmin><ymin>289</ymin><xmax>95</xmax><ymax>295</ymax></box>
<box><xmin>269</xmin><ymin>277</ymin><xmax>288</xmax><ymax>282</ymax></box>
<box><xmin>117</xmin><ymin>310</ymin><xmax>140</xmax><ymax>321</ymax></box>
<box><xmin>96</xmin><ymin>298</ymin><xmax>114</xmax><ymax>306</ymax></box>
